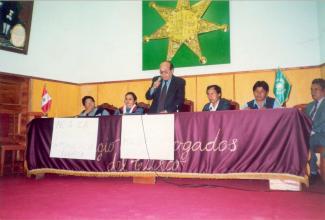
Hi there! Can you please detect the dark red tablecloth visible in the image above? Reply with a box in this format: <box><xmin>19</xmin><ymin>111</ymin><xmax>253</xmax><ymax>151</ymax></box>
<box><xmin>26</xmin><ymin>108</ymin><xmax>311</xmax><ymax>184</ymax></box>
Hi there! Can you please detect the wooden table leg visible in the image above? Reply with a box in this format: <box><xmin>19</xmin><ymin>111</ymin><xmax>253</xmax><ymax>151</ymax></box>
<box><xmin>133</xmin><ymin>176</ymin><xmax>156</xmax><ymax>184</ymax></box>
<box><xmin>35</xmin><ymin>173</ymin><xmax>45</xmax><ymax>180</ymax></box>
<box><xmin>11</xmin><ymin>150</ymin><xmax>16</xmax><ymax>174</ymax></box>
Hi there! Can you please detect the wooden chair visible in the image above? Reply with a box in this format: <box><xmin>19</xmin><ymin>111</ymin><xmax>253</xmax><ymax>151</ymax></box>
<box><xmin>0</xmin><ymin>113</ymin><xmax>10</xmax><ymax>145</ymax></box>
<box><xmin>179</xmin><ymin>99</ymin><xmax>194</xmax><ymax>112</ymax></box>
<box><xmin>0</xmin><ymin>144</ymin><xmax>25</xmax><ymax>176</ymax></box>
<box><xmin>227</xmin><ymin>99</ymin><xmax>240</xmax><ymax>110</ymax></box>
<box><xmin>97</xmin><ymin>103</ymin><xmax>118</xmax><ymax>115</ymax></box>
<box><xmin>137</xmin><ymin>102</ymin><xmax>150</xmax><ymax>114</ymax></box>
<box><xmin>0</xmin><ymin>112</ymin><xmax>43</xmax><ymax>176</ymax></box>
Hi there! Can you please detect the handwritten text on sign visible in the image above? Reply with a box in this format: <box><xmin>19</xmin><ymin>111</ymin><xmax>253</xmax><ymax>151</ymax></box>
<box><xmin>120</xmin><ymin>114</ymin><xmax>174</xmax><ymax>160</ymax></box>
<box><xmin>50</xmin><ymin>118</ymin><xmax>99</xmax><ymax>160</ymax></box>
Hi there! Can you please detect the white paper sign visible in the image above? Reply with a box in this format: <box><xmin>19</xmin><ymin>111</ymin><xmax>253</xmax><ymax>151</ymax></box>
<box><xmin>50</xmin><ymin>118</ymin><xmax>99</xmax><ymax>160</ymax></box>
<box><xmin>121</xmin><ymin>114</ymin><xmax>174</xmax><ymax>160</ymax></box>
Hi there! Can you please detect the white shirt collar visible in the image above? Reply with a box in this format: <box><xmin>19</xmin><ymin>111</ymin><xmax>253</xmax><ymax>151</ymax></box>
<box><xmin>123</xmin><ymin>104</ymin><xmax>136</xmax><ymax>114</ymax></box>
<box><xmin>209</xmin><ymin>100</ymin><xmax>220</xmax><ymax>111</ymax></box>
<box><xmin>317</xmin><ymin>97</ymin><xmax>324</xmax><ymax>105</ymax></box>
<box><xmin>253</xmin><ymin>99</ymin><xmax>266</xmax><ymax>109</ymax></box>
<box><xmin>311</xmin><ymin>97</ymin><xmax>324</xmax><ymax>120</ymax></box>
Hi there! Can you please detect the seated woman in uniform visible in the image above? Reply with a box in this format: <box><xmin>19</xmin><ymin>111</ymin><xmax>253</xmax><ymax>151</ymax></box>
<box><xmin>202</xmin><ymin>85</ymin><xmax>231</xmax><ymax>111</ymax></box>
<box><xmin>242</xmin><ymin>81</ymin><xmax>281</xmax><ymax>110</ymax></box>
<box><xmin>115</xmin><ymin>92</ymin><xmax>144</xmax><ymax>115</ymax></box>
<box><xmin>79</xmin><ymin>96</ymin><xmax>110</xmax><ymax>117</ymax></box>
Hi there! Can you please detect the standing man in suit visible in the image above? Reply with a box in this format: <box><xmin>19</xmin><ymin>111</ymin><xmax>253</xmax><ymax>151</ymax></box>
<box><xmin>305</xmin><ymin>78</ymin><xmax>325</xmax><ymax>183</ymax></box>
<box><xmin>202</xmin><ymin>85</ymin><xmax>231</xmax><ymax>111</ymax></box>
<box><xmin>145</xmin><ymin>61</ymin><xmax>185</xmax><ymax>113</ymax></box>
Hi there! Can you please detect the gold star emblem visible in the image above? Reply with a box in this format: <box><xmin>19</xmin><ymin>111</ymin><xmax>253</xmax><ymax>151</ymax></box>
<box><xmin>144</xmin><ymin>0</ymin><xmax>228</xmax><ymax>64</ymax></box>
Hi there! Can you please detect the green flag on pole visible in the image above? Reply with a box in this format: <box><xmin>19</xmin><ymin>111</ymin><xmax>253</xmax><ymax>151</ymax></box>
<box><xmin>273</xmin><ymin>68</ymin><xmax>291</xmax><ymax>105</ymax></box>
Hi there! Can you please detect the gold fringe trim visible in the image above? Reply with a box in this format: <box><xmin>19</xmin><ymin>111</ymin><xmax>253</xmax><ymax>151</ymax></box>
<box><xmin>26</xmin><ymin>168</ymin><xmax>308</xmax><ymax>186</ymax></box>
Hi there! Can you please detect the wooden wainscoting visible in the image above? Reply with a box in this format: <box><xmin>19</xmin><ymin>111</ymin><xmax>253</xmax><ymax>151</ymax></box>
<box><xmin>0</xmin><ymin>74</ymin><xmax>29</xmax><ymax>144</ymax></box>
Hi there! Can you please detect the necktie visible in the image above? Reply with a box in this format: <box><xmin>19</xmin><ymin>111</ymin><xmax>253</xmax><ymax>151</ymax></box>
<box><xmin>157</xmin><ymin>81</ymin><xmax>167</xmax><ymax>113</ymax></box>
<box><xmin>310</xmin><ymin>101</ymin><xmax>318</xmax><ymax>120</ymax></box>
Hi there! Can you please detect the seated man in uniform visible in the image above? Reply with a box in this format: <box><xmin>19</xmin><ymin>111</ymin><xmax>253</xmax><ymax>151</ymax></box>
<box><xmin>242</xmin><ymin>81</ymin><xmax>281</xmax><ymax>109</ymax></box>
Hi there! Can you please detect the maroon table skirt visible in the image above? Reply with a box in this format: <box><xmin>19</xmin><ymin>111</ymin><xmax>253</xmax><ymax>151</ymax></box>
<box><xmin>26</xmin><ymin>108</ymin><xmax>312</xmax><ymax>185</ymax></box>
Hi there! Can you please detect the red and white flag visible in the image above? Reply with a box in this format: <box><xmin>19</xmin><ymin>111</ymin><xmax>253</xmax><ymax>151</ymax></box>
<box><xmin>41</xmin><ymin>85</ymin><xmax>52</xmax><ymax>113</ymax></box>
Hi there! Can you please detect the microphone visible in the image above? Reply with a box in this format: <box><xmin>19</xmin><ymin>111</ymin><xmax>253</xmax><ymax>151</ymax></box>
<box><xmin>152</xmin><ymin>76</ymin><xmax>162</xmax><ymax>89</ymax></box>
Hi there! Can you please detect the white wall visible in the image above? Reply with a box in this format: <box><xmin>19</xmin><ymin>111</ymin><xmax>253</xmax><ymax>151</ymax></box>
<box><xmin>0</xmin><ymin>0</ymin><xmax>321</xmax><ymax>83</ymax></box>
<box><xmin>318</xmin><ymin>0</ymin><xmax>325</xmax><ymax>64</ymax></box>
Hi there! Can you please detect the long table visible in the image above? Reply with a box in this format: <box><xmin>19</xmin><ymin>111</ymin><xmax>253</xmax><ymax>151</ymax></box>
<box><xmin>26</xmin><ymin>108</ymin><xmax>312</xmax><ymax>185</ymax></box>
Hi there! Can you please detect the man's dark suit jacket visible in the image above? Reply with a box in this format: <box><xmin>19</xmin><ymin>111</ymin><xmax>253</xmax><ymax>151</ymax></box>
<box><xmin>145</xmin><ymin>75</ymin><xmax>185</xmax><ymax>113</ymax></box>
<box><xmin>202</xmin><ymin>98</ymin><xmax>231</xmax><ymax>111</ymax></box>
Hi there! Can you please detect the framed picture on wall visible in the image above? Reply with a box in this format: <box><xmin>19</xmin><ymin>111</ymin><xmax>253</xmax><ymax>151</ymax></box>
<box><xmin>0</xmin><ymin>1</ymin><xmax>33</xmax><ymax>55</ymax></box>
